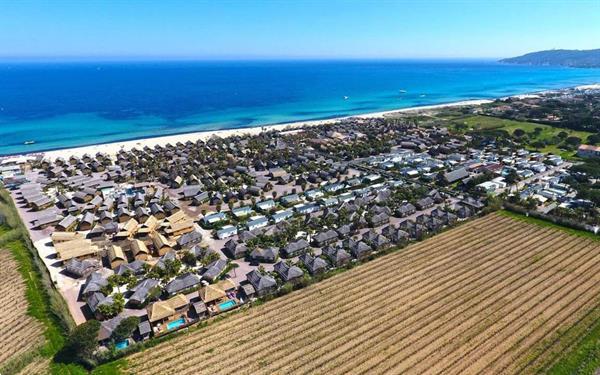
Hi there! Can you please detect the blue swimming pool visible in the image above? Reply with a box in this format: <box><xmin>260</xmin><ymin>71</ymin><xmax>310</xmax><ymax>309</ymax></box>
<box><xmin>167</xmin><ymin>317</ymin><xmax>185</xmax><ymax>330</ymax></box>
<box><xmin>218</xmin><ymin>300</ymin><xmax>236</xmax><ymax>311</ymax></box>
<box><xmin>115</xmin><ymin>340</ymin><xmax>129</xmax><ymax>350</ymax></box>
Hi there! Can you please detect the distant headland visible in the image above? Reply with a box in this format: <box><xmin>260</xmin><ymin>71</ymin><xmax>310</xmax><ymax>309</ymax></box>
<box><xmin>501</xmin><ymin>48</ymin><xmax>600</xmax><ymax>68</ymax></box>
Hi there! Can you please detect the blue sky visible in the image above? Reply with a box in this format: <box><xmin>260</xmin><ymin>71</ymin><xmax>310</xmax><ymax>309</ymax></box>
<box><xmin>1</xmin><ymin>0</ymin><xmax>599</xmax><ymax>60</ymax></box>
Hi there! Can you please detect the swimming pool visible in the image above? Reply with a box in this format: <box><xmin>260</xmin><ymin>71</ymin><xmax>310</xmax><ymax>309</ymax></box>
<box><xmin>115</xmin><ymin>340</ymin><xmax>129</xmax><ymax>350</ymax></box>
<box><xmin>218</xmin><ymin>300</ymin><xmax>236</xmax><ymax>311</ymax></box>
<box><xmin>167</xmin><ymin>317</ymin><xmax>185</xmax><ymax>330</ymax></box>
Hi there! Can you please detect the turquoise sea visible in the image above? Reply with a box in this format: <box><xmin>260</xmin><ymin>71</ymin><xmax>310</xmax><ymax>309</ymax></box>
<box><xmin>1</xmin><ymin>59</ymin><xmax>600</xmax><ymax>155</ymax></box>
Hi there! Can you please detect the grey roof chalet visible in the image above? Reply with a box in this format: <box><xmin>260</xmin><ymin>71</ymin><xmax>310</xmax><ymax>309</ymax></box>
<box><xmin>282</xmin><ymin>239</ymin><xmax>310</xmax><ymax>258</ymax></box>
<box><xmin>164</xmin><ymin>200</ymin><xmax>180</xmax><ymax>213</ymax></box>
<box><xmin>336</xmin><ymin>224</ymin><xmax>352</xmax><ymax>238</ymax></box>
<box><xmin>73</xmin><ymin>191</ymin><xmax>91</xmax><ymax>203</ymax></box>
<box><xmin>382</xmin><ymin>225</ymin><xmax>409</xmax><ymax>243</ymax></box>
<box><xmin>135</xmin><ymin>206</ymin><xmax>150</xmax><ymax>220</ymax></box>
<box><xmin>223</xmin><ymin>239</ymin><xmax>247</xmax><ymax>259</ymax></box>
<box><xmin>80</xmin><ymin>212</ymin><xmax>96</xmax><ymax>226</ymax></box>
<box><xmin>138</xmin><ymin>320</ymin><xmax>151</xmax><ymax>336</ymax></box>
<box><xmin>97</xmin><ymin>314</ymin><xmax>125</xmax><ymax>341</ymax></box>
<box><xmin>129</xmin><ymin>278</ymin><xmax>160</xmax><ymax>305</ymax></box>
<box><xmin>202</xmin><ymin>259</ymin><xmax>227</xmax><ymax>281</ymax></box>
<box><xmin>64</xmin><ymin>258</ymin><xmax>101</xmax><ymax>278</ymax></box>
<box><xmin>415</xmin><ymin>197</ymin><xmax>435</xmax><ymax>209</ymax></box>
<box><xmin>182</xmin><ymin>185</ymin><xmax>203</xmax><ymax>199</ymax></box>
<box><xmin>116</xmin><ymin>207</ymin><xmax>132</xmax><ymax>220</ymax></box>
<box><xmin>89</xmin><ymin>195</ymin><xmax>103</xmax><ymax>207</ymax></box>
<box><xmin>269</xmin><ymin>167</ymin><xmax>287</xmax><ymax>178</ymax></box>
<box><xmin>240</xmin><ymin>283</ymin><xmax>256</xmax><ymax>298</ymax></box>
<box><xmin>461</xmin><ymin>197</ymin><xmax>484</xmax><ymax>209</ymax></box>
<box><xmin>370</xmin><ymin>212</ymin><xmax>390</xmax><ymax>227</ymax></box>
<box><xmin>82</xmin><ymin>272</ymin><xmax>108</xmax><ymax>296</ymax></box>
<box><xmin>246</xmin><ymin>270</ymin><xmax>277</xmax><ymax>294</ymax></box>
<box><xmin>362</xmin><ymin>230</ymin><xmax>379</xmax><ymax>245</ymax></box>
<box><xmin>150</xmin><ymin>203</ymin><xmax>165</xmax><ymax>216</ymax></box>
<box><xmin>32</xmin><ymin>213</ymin><xmax>64</xmax><ymax>229</ymax></box>
<box><xmin>274</xmin><ymin>261</ymin><xmax>304</xmax><ymax>282</ymax></box>
<box><xmin>177</xmin><ymin>229</ymin><xmax>203</xmax><ymax>248</ymax></box>
<box><xmin>189</xmin><ymin>244</ymin><xmax>207</xmax><ymax>259</ymax></box>
<box><xmin>397</xmin><ymin>203</ymin><xmax>416</xmax><ymax>217</ymax></box>
<box><xmin>192</xmin><ymin>191</ymin><xmax>210</xmax><ymax>204</ymax></box>
<box><xmin>350</xmin><ymin>241</ymin><xmax>372</xmax><ymax>258</ymax></box>
<box><xmin>444</xmin><ymin>167</ymin><xmax>470</xmax><ymax>183</ymax></box>
<box><xmin>313</xmin><ymin>229</ymin><xmax>338</xmax><ymax>246</ymax></box>
<box><xmin>238</xmin><ymin>230</ymin><xmax>258</xmax><ymax>243</ymax></box>
<box><xmin>322</xmin><ymin>246</ymin><xmax>351</xmax><ymax>267</ymax></box>
<box><xmin>154</xmin><ymin>250</ymin><xmax>177</xmax><ymax>271</ymax></box>
<box><xmin>115</xmin><ymin>260</ymin><xmax>146</xmax><ymax>276</ymax></box>
<box><xmin>372</xmin><ymin>234</ymin><xmax>391</xmax><ymax>249</ymax></box>
<box><xmin>165</xmin><ymin>273</ymin><xmax>202</xmax><ymax>295</ymax></box>
<box><xmin>299</xmin><ymin>253</ymin><xmax>328</xmax><ymax>275</ymax></box>
<box><xmin>103</xmin><ymin>222</ymin><xmax>119</xmax><ymax>234</ymax></box>
<box><xmin>57</xmin><ymin>215</ymin><xmax>78</xmax><ymax>231</ymax></box>
<box><xmin>87</xmin><ymin>292</ymin><xmax>112</xmax><ymax>314</ymax></box>
<box><xmin>98</xmin><ymin>210</ymin><xmax>114</xmax><ymax>223</ymax></box>
<box><xmin>250</xmin><ymin>247</ymin><xmax>279</xmax><ymax>263</ymax></box>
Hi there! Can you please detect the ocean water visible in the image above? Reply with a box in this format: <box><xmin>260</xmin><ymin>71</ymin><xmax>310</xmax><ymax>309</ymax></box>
<box><xmin>1</xmin><ymin>59</ymin><xmax>600</xmax><ymax>155</ymax></box>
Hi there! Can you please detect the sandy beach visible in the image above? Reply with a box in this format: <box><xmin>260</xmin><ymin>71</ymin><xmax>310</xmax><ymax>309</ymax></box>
<box><xmin>36</xmin><ymin>99</ymin><xmax>491</xmax><ymax>160</ymax></box>
<box><xmin>18</xmin><ymin>81</ymin><xmax>599</xmax><ymax>160</ymax></box>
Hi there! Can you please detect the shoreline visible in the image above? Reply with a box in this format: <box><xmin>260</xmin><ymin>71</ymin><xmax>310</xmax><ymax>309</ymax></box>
<box><xmin>4</xmin><ymin>82</ymin><xmax>599</xmax><ymax>160</ymax></box>
<box><xmin>15</xmin><ymin>98</ymin><xmax>491</xmax><ymax>160</ymax></box>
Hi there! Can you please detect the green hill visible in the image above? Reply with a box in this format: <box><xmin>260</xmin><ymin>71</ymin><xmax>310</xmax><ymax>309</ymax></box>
<box><xmin>501</xmin><ymin>49</ymin><xmax>600</xmax><ymax>68</ymax></box>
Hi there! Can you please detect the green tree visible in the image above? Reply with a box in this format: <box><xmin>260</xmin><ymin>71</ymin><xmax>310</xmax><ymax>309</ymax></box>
<box><xmin>565</xmin><ymin>136</ymin><xmax>582</xmax><ymax>146</ymax></box>
<box><xmin>182</xmin><ymin>251</ymin><xmax>197</xmax><ymax>267</ymax></box>
<box><xmin>586</xmin><ymin>133</ymin><xmax>600</xmax><ymax>145</ymax></box>
<box><xmin>111</xmin><ymin>316</ymin><xmax>140</xmax><ymax>342</ymax></box>
<box><xmin>531</xmin><ymin>140</ymin><xmax>546</xmax><ymax>150</ymax></box>
<box><xmin>504</xmin><ymin>169</ymin><xmax>519</xmax><ymax>184</ymax></box>
<box><xmin>97</xmin><ymin>293</ymin><xmax>125</xmax><ymax>319</ymax></box>
<box><xmin>58</xmin><ymin>319</ymin><xmax>101</xmax><ymax>366</ymax></box>
<box><xmin>202</xmin><ymin>252</ymin><xmax>221</xmax><ymax>266</ymax></box>
<box><xmin>513</xmin><ymin>128</ymin><xmax>526</xmax><ymax>138</ymax></box>
<box><xmin>126</xmin><ymin>274</ymin><xmax>138</xmax><ymax>290</ymax></box>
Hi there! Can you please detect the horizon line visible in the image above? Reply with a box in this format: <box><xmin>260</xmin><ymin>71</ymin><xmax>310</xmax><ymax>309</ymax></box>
<box><xmin>0</xmin><ymin>56</ymin><xmax>504</xmax><ymax>63</ymax></box>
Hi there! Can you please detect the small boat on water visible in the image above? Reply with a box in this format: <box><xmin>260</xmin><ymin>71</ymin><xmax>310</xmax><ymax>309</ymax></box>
<box><xmin>24</xmin><ymin>140</ymin><xmax>35</xmax><ymax>145</ymax></box>
<box><xmin>343</xmin><ymin>95</ymin><xmax>349</xmax><ymax>100</ymax></box>
<box><xmin>399</xmin><ymin>89</ymin><xmax>407</xmax><ymax>93</ymax></box>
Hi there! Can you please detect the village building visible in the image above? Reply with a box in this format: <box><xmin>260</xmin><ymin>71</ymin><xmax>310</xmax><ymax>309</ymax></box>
<box><xmin>274</xmin><ymin>261</ymin><xmax>304</xmax><ymax>283</ymax></box>
<box><xmin>246</xmin><ymin>270</ymin><xmax>277</xmax><ymax>297</ymax></box>
<box><xmin>299</xmin><ymin>253</ymin><xmax>328</xmax><ymax>275</ymax></box>
<box><xmin>147</xmin><ymin>294</ymin><xmax>189</xmax><ymax>334</ymax></box>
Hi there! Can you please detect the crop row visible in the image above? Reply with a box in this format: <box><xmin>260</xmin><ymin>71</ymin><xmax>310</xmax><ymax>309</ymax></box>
<box><xmin>130</xmin><ymin>215</ymin><xmax>514</xmax><ymax>373</ymax></box>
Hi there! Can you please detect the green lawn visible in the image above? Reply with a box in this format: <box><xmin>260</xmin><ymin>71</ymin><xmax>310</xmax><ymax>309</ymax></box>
<box><xmin>447</xmin><ymin>115</ymin><xmax>592</xmax><ymax>160</ymax></box>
